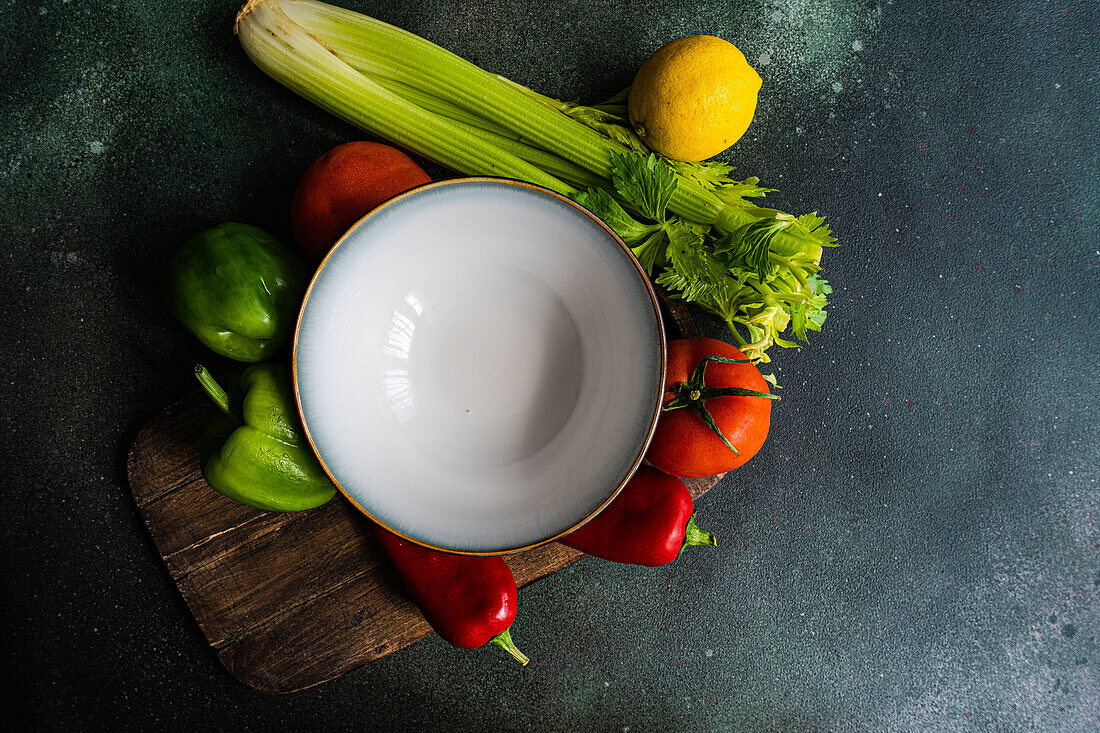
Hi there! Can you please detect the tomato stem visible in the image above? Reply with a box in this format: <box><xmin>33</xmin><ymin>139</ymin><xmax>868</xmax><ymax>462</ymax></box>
<box><xmin>661</xmin><ymin>354</ymin><xmax>778</xmax><ymax>454</ymax></box>
<box><xmin>489</xmin><ymin>628</ymin><xmax>529</xmax><ymax>666</ymax></box>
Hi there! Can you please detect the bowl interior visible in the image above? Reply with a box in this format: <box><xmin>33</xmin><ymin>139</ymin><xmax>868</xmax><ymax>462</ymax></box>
<box><xmin>294</xmin><ymin>179</ymin><xmax>664</xmax><ymax>553</ymax></box>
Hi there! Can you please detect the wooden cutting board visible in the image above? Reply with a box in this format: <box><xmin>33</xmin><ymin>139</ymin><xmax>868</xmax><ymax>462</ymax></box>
<box><xmin>126</xmin><ymin>297</ymin><xmax>721</xmax><ymax>693</ymax></box>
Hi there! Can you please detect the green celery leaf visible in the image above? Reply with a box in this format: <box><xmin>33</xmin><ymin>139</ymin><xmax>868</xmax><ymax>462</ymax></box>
<box><xmin>572</xmin><ymin>188</ymin><xmax>657</xmax><ymax>246</ymax></box>
<box><xmin>565</xmin><ymin>125</ymin><xmax>837</xmax><ymax>365</ymax></box>
<box><xmin>655</xmin><ymin>221</ymin><xmax>746</xmax><ymax>319</ymax></box>
<box><xmin>549</xmin><ymin>90</ymin><xmax>647</xmax><ymax>152</ymax></box>
<box><xmin>797</xmin><ymin>212</ymin><xmax>838</xmax><ymax>247</ymax></box>
<box><xmin>595</xmin><ymin>123</ymin><xmax>648</xmax><ymax>152</ymax></box>
<box><xmin>558</xmin><ymin>104</ymin><xmax>646</xmax><ymax>151</ymax></box>
<box><xmin>556</xmin><ymin>87</ymin><xmax>630</xmax><ymax>120</ymax></box>
<box><xmin>631</xmin><ymin>228</ymin><xmax>669</xmax><ymax>275</ymax></box>
<box><xmin>562</xmin><ymin>105</ymin><xmax>620</xmax><ymax>125</ymax></box>
<box><xmin>713</xmin><ymin>177</ymin><xmax>776</xmax><ymax>204</ymax></box>
<box><xmin>663</xmin><ymin>221</ymin><xmax>713</xmax><ymax>301</ymax></box>
<box><xmin>809</xmin><ymin>272</ymin><xmax>834</xmax><ymax>297</ymax></box>
<box><xmin>716</xmin><ymin>217</ymin><xmax>789</xmax><ymax>281</ymax></box>
<box><xmin>672</xmin><ymin>160</ymin><xmax>738</xmax><ymax>190</ymax></box>
<box><xmin>789</xmin><ymin>300</ymin><xmax>808</xmax><ymax>340</ymax></box>
<box><xmin>806</xmin><ymin>273</ymin><xmax>832</xmax><ymax>330</ymax></box>
<box><xmin>610</xmin><ymin>151</ymin><xmax>677</xmax><ymax>223</ymax></box>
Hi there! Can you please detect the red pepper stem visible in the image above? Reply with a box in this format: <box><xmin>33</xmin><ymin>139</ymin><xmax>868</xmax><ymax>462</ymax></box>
<box><xmin>194</xmin><ymin>365</ymin><xmax>241</xmax><ymax>423</ymax></box>
<box><xmin>489</xmin><ymin>628</ymin><xmax>529</xmax><ymax>666</ymax></box>
<box><xmin>679</xmin><ymin>514</ymin><xmax>717</xmax><ymax>558</ymax></box>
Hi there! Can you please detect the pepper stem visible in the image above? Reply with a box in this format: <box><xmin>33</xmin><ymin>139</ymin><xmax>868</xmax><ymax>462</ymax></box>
<box><xmin>489</xmin><ymin>628</ymin><xmax>529</xmax><ymax>666</ymax></box>
<box><xmin>678</xmin><ymin>514</ymin><xmax>717</xmax><ymax>558</ymax></box>
<box><xmin>194</xmin><ymin>365</ymin><xmax>241</xmax><ymax>423</ymax></box>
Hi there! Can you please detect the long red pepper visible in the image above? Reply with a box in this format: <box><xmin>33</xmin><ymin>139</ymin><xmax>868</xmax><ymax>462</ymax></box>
<box><xmin>372</xmin><ymin>525</ymin><xmax>528</xmax><ymax>664</ymax></box>
<box><xmin>560</xmin><ymin>466</ymin><xmax>716</xmax><ymax>566</ymax></box>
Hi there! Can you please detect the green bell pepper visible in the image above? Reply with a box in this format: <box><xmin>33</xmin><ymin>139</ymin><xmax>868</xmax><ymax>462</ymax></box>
<box><xmin>195</xmin><ymin>364</ymin><xmax>336</xmax><ymax>512</ymax></box>
<box><xmin>166</xmin><ymin>223</ymin><xmax>307</xmax><ymax>362</ymax></box>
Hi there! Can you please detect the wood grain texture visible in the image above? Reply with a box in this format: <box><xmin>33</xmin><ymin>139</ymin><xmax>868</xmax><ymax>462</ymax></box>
<box><xmin>127</xmin><ymin>297</ymin><xmax>721</xmax><ymax>693</ymax></box>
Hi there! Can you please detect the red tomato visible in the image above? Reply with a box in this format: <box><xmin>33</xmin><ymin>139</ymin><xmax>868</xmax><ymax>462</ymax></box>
<box><xmin>646</xmin><ymin>337</ymin><xmax>773</xmax><ymax>478</ymax></box>
<box><xmin>291</xmin><ymin>141</ymin><xmax>431</xmax><ymax>260</ymax></box>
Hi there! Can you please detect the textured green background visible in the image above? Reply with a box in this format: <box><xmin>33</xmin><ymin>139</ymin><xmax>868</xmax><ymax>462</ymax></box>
<box><xmin>2</xmin><ymin>0</ymin><xmax>1097</xmax><ymax>730</ymax></box>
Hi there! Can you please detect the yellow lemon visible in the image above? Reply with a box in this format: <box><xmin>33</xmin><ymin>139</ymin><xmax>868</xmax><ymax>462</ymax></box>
<box><xmin>628</xmin><ymin>35</ymin><xmax>762</xmax><ymax>162</ymax></box>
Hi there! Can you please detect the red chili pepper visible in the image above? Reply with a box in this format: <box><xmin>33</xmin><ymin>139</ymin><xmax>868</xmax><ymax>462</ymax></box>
<box><xmin>372</xmin><ymin>525</ymin><xmax>529</xmax><ymax>664</ymax></box>
<box><xmin>560</xmin><ymin>466</ymin><xmax>716</xmax><ymax>566</ymax></box>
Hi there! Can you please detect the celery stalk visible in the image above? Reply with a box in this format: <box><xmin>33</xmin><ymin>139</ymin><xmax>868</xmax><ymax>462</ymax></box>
<box><xmin>457</xmin><ymin>126</ymin><xmax>611</xmax><ymax>192</ymax></box>
<box><xmin>277</xmin><ymin>0</ymin><xmax>616</xmax><ymax>169</ymax></box>
<box><xmin>375</xmin><ymin>77</ymin><xmax>518</xmax><ymax>140</ymax></box>
<box><xmin>268</xmin><ymin>0</ymin><xmax>730</xmax><ymax>228</ymax></box>
<box><xmin>235</xmin><ymin>0</ymin><xmax>572</xmax><ymax>194</ymax></box>
<box><xmin>364</xmin><ymin>76</ymin><xmax>604</xmax><ymax>188</ymax></box>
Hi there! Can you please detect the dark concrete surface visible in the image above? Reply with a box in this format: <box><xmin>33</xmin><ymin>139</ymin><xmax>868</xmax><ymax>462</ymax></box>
<box><xmin>2</xmin><ymin>0</ymin><xmax>1097</xmax><ymax>730</ymax></box>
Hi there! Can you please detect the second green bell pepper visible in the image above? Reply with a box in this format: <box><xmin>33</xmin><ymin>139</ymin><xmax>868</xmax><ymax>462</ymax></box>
<box><xmin>195</xmin><ymin>363</ymin><xmax>335</xmax><ymax>512</ymax></box>
<box><xmin>166</xmin><ymin>222</ymin><xmax>307</xmax><ymax>362</ymax></box>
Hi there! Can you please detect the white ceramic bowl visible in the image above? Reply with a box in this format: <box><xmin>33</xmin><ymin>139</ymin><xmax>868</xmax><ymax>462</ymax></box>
<box><xmin>293</xmin><ymin>178</ymin><xmax>665</xmax><ymax>554</ymax></box>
